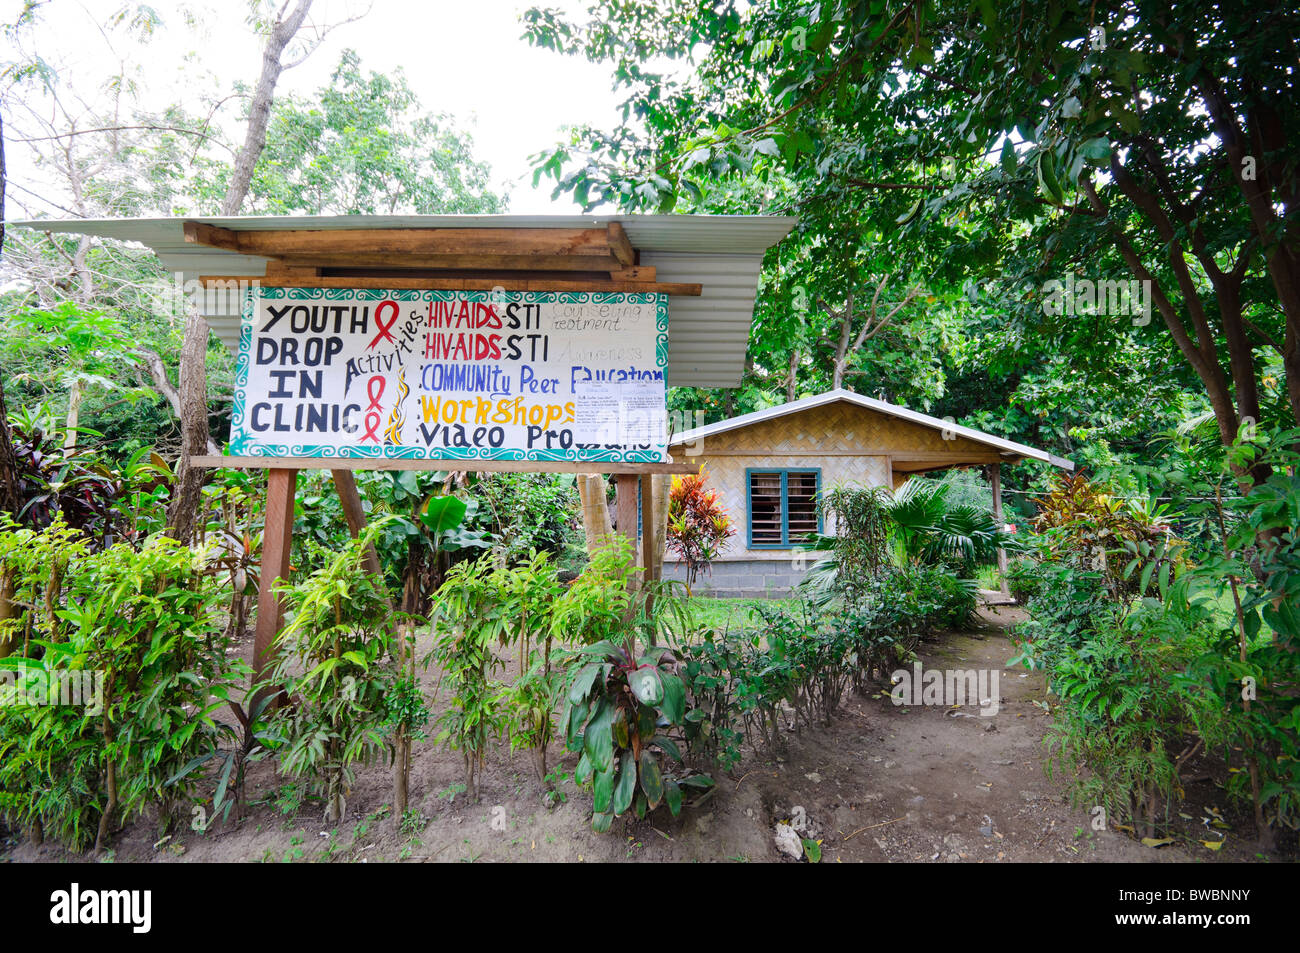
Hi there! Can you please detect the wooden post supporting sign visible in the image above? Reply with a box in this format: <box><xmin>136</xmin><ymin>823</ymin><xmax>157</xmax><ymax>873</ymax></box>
<box><xmin>615</xmin><ymin>473</ymin><xmax>639</xmax><ymax>580</ymax></box>
<box><xmin>639</xmin><ymin>475</ymin><xmax>657</xmax><ymax>623</ymax></box>
<box><xmin>253</xmin><ymin>467</ymin><xmax>297</xmax><ymax>684</ymax></box>
<box><xmin>639</xmin><ymin>475</ymin><xmax>655</xmax><ymax>586</ymax></box>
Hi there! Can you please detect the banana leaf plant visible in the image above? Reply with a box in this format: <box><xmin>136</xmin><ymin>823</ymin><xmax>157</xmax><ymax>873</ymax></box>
<box><xmin>565</xmin><ymin>640</ymin><xmax>713</xmax><ymax>831</ymax></box>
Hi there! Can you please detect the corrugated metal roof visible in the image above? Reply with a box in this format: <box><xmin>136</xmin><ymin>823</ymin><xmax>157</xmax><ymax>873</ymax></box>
<box><xmin>10</xmin><ymin>213</ymin><xmax>796</xmax><ymax>388</ymax></box>
<box><xmin>668</xmin><ymin>388</ymin><xmax>1074</xmax><ymax>470</ymax></box>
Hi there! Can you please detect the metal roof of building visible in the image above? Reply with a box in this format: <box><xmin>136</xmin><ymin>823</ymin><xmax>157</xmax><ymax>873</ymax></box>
<box><xmin>11</xmin><ymin>213</ymin><xmax>796</xmax><ymax>388</ymax></box>
<box><xmin>668</xmin><ymin>388</ymin><xmax>1074</xmax><ymax>469</ymax></box>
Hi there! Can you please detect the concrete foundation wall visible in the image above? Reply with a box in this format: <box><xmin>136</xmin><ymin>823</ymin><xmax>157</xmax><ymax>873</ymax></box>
<box><xmin>660</xmin><ymin>557</ymin><xmax>812</xmax><ymax>598</ymax></box>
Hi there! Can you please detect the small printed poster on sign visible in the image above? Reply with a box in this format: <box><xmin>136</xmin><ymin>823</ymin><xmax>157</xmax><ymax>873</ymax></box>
<box><xmin>230</xmin><ymin>288</ymin><xmax>669</xmax><ymax>463</ymax></box>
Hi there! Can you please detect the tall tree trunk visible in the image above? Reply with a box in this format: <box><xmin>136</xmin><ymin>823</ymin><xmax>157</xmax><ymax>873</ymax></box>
<box><xmin>0</xmin><ymin>110</ymin><xmax>20</xmax><ymax>515</ymax></box>
<box><xmin>0</xmin><ymin>109</ymin><xmax>23</xmax><ymax>655</ymax></box>
<box><xmin>221</xmin><ymin>1</ymin><xmax>314</xmax><ymax>219</ymax></box>
<box><xmin>830</xmin><ymin>293</ymin><xmax>853</xmax><ymax>390</ymax></box>
<box><xmin>1081</xmin><ymin>174</ymin><xmax>1247</xmax><ymax>457</ymax></box>
<box><xmin>63</xmin><ymin>377</ymin><xmax>83</xmax><ymax>453</ymax></box>
<box><xmin>577</xmin><ymin>474</ymin><xmax>613</xmax><ymax>551</ymax></box>
<box><xmin>1286</xmin><ymin>321</ymin><xmax>1300</xmax><ymax>433</ymax></box>
<box><xmin>166</xmin><ymin>312</ymin><xmax>212</xmax><ymax>542</ymax></box>
<box><xmin>166</xmin><ymin>0</ymin><xmax>315</xmax><ymax>542</ymax></box>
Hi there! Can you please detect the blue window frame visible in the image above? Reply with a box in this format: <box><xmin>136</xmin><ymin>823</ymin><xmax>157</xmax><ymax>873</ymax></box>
<box><xmin>746</xmin><ymin>468</ymin><xmax>821</xmax><ymax>549</ymax></box>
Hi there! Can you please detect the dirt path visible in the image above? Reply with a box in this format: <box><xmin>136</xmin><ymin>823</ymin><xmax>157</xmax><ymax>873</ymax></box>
<box><xmin>3</xmin><ymin>605</ymin><xmax>1261</xmax><ymax>863</ymax></box>
<box><xmin>739</xmin><ymin>604</ymin><xmax>1183</xmax><ymax>863</ymax></box>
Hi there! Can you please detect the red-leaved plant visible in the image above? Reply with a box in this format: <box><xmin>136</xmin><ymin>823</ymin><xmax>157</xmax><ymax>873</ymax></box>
<box><xmin>666</xmin><ymin>468</ymin><xmax>735</xmax><ymax>596</ymax></box>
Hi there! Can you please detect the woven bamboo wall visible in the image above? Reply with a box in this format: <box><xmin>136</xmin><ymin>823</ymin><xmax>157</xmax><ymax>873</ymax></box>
<box><xmin>675</xmin><ymin>401</ymin><xmax>992</xmax><ymax>455</ymax></box>
<box><xmin>667</xmin><ymin>401</ymin><xmax>981</xmax><ymax>561</ymax></box>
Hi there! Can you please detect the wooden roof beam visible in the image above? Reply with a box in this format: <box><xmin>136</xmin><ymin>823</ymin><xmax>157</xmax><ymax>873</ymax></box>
<box><xmin>199</xmin><ymin>273</ymin><xmax>702</xmax><ymax>295</ymax></box>
<box><xmin>316</xmin><ymin>267</ymin><xmax>643</xmax><ymax>283</ymax></box>
<box><xmin>191</xmin><ymin>455</ymin><xmax>697</xmax><ymax>474</ymax></box>
<box><xmin>183</xmin><ymin>221</ymin><xmax>665</xmax><ymax>284</ymax></box>
<box><xmin>266</xmin><ymin>252</ymin><xmax>627</xmax><ymax>272</ymax></box>
<box><xmin>183</xmin><ymin>223</ymin><xmax>622</xmax><ymax>259</ymax></box>
<box><xmin>607</xmin><ymin>222</ymin><xmax>635</xmax><ymax>266</ymax></box>
<box><xmin>183</xmin><ymin>221</ymin><xmax>241</xmax><ymax>252</ymax></box>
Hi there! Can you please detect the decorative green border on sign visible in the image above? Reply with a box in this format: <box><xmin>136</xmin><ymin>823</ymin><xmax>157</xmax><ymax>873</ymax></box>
<box><xmin>230</xmin><ymin>287</ymin><xmax>670</xmax><ymax>463</ymax></box>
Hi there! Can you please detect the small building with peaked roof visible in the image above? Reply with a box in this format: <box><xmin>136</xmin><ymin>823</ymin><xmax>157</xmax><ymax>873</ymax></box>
<box><xmin>662</xmin><ymin>389</ymin><xmax>1072</xmax><ymax>597</ymax></box>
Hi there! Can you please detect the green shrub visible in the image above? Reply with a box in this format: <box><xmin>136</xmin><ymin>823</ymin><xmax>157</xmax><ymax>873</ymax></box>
<box><xmin>755</xmin><ymin>601</ymin><xmax>853</xmax><ymax>729</ymax></box>
<box><xmin>814</xmin><ymin>483</ymin><xmax>891</xmax><ymax>603</ymax></box>
<box><xmin>679</xmin><ymin>622</ymin><xmax>794</xmax><ymax>759</ymax></box>
<box><xmin>1010</xmin><ymin>563</ymin><xmax>1113</xmax><ymax>672</ymax></box>
<box><xmin>0</xmin><ymin>521</ymin><xmax>244</xmax><ymax>851</ymax></box>
<box><xmin>676</xmin><ymin>560</ymin><xmax>981</xmax><ymax>773</ymax></box>
<box><xmin>1013</xmin><ymin>441</ymin><xmax>1300</xmax><ymax>838</ymax></box>
<box><xmin>545</xmin><ymin>537</ymin><xmax>710</xmax><ymax>828</ymax></box>
<box><xmin>425</xmin><ymin>556</ymin><xmax>509</xmax><ymax>803</ymax></box>
<box><xmin>873</xmin><ymin>563</ymin><xmax>978</xmax><ymax>631</ymax></box>
<box><xmin>495</xmin><ymin>550</ymin><xmax>567</xmax><ymax>784</ymax></box>
<box><xmin>1042</xmin><ymin>599</ymin><xmax>1231</xmax><ymax>838</ymax></box>
<box><xmin>565</xmin><ymin>639</ymin><xmax>712</xmax><ymax>832</ymax></box>
<box><xmin>472</xmin><ymin>472</ymin><xmax>583</xmax><ymax>565</ymax></box>
<box><xmin>1030</xmin><ymin>471</ymin><xmax>1185</xmax><ymax>600</ymax></box>
<box><xmin>550</xmin><ymin>537</ymin><xmax>638</xmax><ymax>646</ymax></box>
<box><xmin>676</xmin><ymin>627</ymin><xmax>748</xmax><ymax>771</ymax></box>
<box><xmin>266</xmin><ymin>530</ymin><xmax>399</xmax><ymax>824</ymax></box>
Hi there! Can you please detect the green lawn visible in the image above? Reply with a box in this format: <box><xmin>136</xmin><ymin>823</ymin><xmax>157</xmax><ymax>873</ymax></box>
<box><xmin>676</xmin><ymin>596</ymin><xmax>800</xmax><ymax>635</ymax></box>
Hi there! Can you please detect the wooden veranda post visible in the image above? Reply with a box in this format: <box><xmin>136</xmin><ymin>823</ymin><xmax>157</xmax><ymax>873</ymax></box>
<box><xmin>990</xmin><ymin>463</ymin><xmax>1011</xmax><ymax>598</ymax></box>
<box><xmin>253</xmin><ymin>467</ymin><xmax>297</xmax><ymax>684</ymax></box>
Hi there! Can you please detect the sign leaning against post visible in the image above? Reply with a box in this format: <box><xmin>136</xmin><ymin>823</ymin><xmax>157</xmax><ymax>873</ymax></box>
<box><xmin>231</xmin><ymin>287</ymin><xmax>670</xmax><ymax>463</ymax></box>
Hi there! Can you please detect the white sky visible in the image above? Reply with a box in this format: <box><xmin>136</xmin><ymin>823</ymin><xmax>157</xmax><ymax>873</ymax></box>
<box><xmin>2</xmin><ymin>0</ymin><xmax>626</xmax><ymax>215</ymax></box>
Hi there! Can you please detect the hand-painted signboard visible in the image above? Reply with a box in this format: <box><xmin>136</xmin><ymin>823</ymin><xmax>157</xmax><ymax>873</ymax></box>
<box><xmin>230</xmin><ymin>288</ymin><xmax>669</xmax><ymax>463</ymax></box>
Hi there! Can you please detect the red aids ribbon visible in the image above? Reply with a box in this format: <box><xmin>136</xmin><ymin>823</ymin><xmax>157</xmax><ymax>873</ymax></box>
<box><xmin>361</xmin><ymin>375</ymin><xmax>386</xmax><ymax>443</ymax></box>
<box><xmin>369</xmin><ymin>300</ymin><xmax>399</xmax><ymax>349</ymax></box>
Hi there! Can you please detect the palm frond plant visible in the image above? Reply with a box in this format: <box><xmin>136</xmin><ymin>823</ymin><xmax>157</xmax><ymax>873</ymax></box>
<box><xmin>919</xmin><ymin>501</ymin><xmax>1015</xmax><ymax>571</ymax></box>
<box><xmin>883</xmin><ymin>479</ymin><xmax>1017</xmax><ymax>575</ymax></box>
<box><xmin>880</xmin><ymin>478</ymin><xmax>948</xmax><ymax>565</ymax></box>
<box><xmin>798</xmin><ymin>540</ymin><xmax>843</xmax><ymax>609</ymax></box>
<box><xmin>803</xmin><ymin>479</ymin><xmax>1015</xmax><ymax>607</ymax></box>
